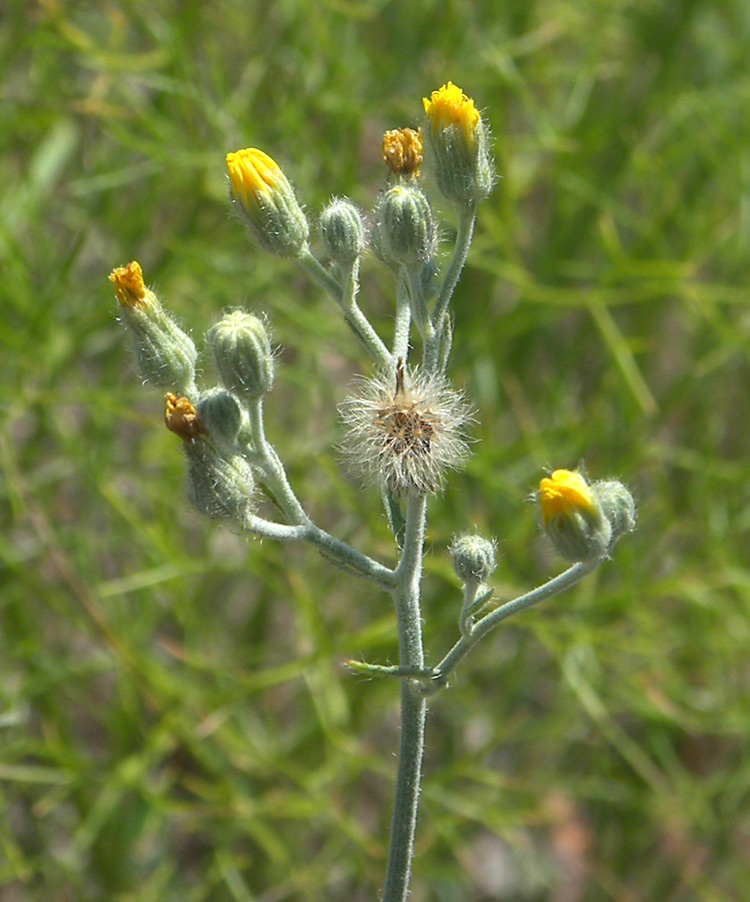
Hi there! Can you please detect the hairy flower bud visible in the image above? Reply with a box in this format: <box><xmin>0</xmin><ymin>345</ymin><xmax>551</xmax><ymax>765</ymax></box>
<box><xmin>537</xmin><ymin>469</ymin><xmax>635</xmax><ymax>562</ymax></box>
<box><xmin>109</xmin><ymin>261</ymin><xmax>197</xmax><ymax>393</ymax></box>
<box><xmin>450</xmin><ymin>534</ymin><xmax>497</xmax><ymax>586</ymax></box>
<box><xmin>593</xmin><ymin>479</ymin><xmax>637</xmax><ymax>541</ymax></box>
<box><xmin>319</xmin><ymin>197</ymin><xmax>365</xmax><ymax>266</ymax></box>
<box><xmin>422</xmin><ymin>81</ymin><xmax>494</xmax><ymax>205</ymax></box>
<box><xmin>371</xmin><ymin>184</ymin><xmax>438</xmax><ymax>266</ymax></box>
<box><xmin>184</xmin><ymin>440</ymin><xmax>256</xmax><ymax>524</ymax></box>
<box><xmin>226</xmin><ymin>148</ymin><xmax>309</xmax><ymax>256</ymax></box>
<box><xmin>207</xmin><ymin>310</ymin><xmax>274</xmax><ymax>403</ymax></box>
<box><xmin>196</xmin><ymin>388</ymin><xmax>245</xmax><ymax>447</ymax></box>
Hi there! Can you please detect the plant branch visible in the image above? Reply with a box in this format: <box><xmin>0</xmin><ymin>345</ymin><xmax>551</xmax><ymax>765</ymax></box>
<box><xmin>425</xmin><ymin>560</ymin><xmax>601</xmax><ymax>694</ymax></box>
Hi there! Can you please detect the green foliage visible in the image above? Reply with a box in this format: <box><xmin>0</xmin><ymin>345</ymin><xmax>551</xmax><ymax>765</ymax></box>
<box><xmin>2</xmin><ymin>0</ymin><xmax>749</xmax><ymax>899</ymax></box>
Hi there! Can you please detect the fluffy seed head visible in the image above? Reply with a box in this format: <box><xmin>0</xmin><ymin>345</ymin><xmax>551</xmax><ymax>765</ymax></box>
<box><xmin>339</xmin><ymin>359</ymin><xmax>473</xmax><ymax>497</ymax></box>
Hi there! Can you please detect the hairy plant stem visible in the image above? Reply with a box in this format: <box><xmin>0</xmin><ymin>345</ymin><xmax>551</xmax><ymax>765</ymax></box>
<box><xmin>297</xmin><ymin>248</ymin><xmax>391</xmax><ymax>370</ymax></box>
<box><xmin>426</xmin><ymin>560</ymin><xmax>601</xmax><ymax>694</ymax></box>
<box><xmin>383</xmin><ymin>494</ymin><xmax>428</xmax><ymax>902</ymax></box>
<box><xmin>424</xmin><ymin>203</ymin><xmax>477</xmax><ymax>374</ymax></box>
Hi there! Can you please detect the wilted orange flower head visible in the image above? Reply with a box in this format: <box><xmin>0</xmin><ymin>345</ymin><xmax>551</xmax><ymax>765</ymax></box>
<box><xmin>109</xmin><ymin>261</ymin><xmax>147</xmax><ymax>308</ymax></box>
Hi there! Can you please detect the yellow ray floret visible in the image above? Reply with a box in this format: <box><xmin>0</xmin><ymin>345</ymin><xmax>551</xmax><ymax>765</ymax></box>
<box><xmin>226</xmin><ymin>148</ymin><xmax>282</xmax><ymax>207</ymax></box>
<box><xmin>538</xmin><ymin>469</ymin><xmax>598</xmax><ymax>526</ymax></box>
<box><xmin>422</xmin><ymin>81</ymin><xmax>480</xmax><ymax>144</ymax></box>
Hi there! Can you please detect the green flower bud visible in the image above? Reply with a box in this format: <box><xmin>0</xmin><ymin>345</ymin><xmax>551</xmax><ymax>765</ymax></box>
<box><xmin>196</xmin><ymin>388</ymin><xmax>245</xmax><ymax>447</ymax></box>
<box><xmin>371</xmin><ymin>184</ymin><xmax>438</xmax><ymax>266</ymax></box>
<box><xmin>593</xmin><ymin>479</ymin><xmax>637</xmax><ymax>541</ymax></box>
<box><xmin>319</xmin><ymin>197</ymin><xmax>365</xmax><ymax>266</ymax></box>
<box><xmin>184</xmin><ymin>440</ymin><xmax>256</xmax><ymax>524</ymax></box>
<box><xmin>226</xmin><ymin>148</ymin><xmax>309</xmax><ymax>257</ymax></box>
<box><xmin>109</xmin><ymin>261</ymin><xmax>197</xmax><ymax>393</ymax></box>
<box><xmin>422</xmin><ymin>82</ymin><xmax>494</xmax><ymax>206</ymax></box>
<box><xmin>450</xmin><ymin>534</ymin><xmax>497</xmax><ymax>585</ymax></box>
<box><xmin>207</xmin><ymin>311</ymin><xmax>275</xmax><ymax>403</ymax></box>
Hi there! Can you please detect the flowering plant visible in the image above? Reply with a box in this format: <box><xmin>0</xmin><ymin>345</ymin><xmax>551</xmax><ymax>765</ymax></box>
<box><xmin>109</xmin><ymin>82</ymin><xmax>635</xmax><ymax>901</ymax></box>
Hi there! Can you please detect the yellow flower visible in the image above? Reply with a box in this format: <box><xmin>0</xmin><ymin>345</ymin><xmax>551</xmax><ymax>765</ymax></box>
<box><xmin>109</xmin><ymin>260</ymin><xmax>148</xmax><ymax>308</ymax></box>
<box><xmin>538</xmin><ymin>469</ymin><xmax>598</xmax><ymax>527</ymax></box>
<box><xmin>225</xmin><ymin>147</ymin><xmax>309</xmax><ymax>256</ymax></box>
<box><xmin>421</xmin><ymin>82</ymin><xmax>493</xmax><ymax>205</ymax></box>
<box><xmin>226</xmin><ymin>148</ymin><xmax>283</xmax><ymax>209</ymax></box>
<box><xmin>382</xmin><ymin>127</ymin><xmax>423</xmax><ymax>177</ymax></box>
<box><xmin>423</xmin><ymin>81</ymin><xmax>480</xmax><ymax>146</ymax></box>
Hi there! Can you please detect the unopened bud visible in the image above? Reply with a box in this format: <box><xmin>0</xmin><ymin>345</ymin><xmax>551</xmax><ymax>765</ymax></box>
<box><xmin>207</xmin><ymin>310</ymin><xmax>274</xmax><ymax>403</ymax></box>
<box><xmin>319</xmin><ymin>198</ymin><xmax>365</xmax><ymax>266</ymax></box>
<box><xmin>226</xmin><ymin>148</ymin><xmax>309</xmax><ymax>257</ymax></box>
<box><xmin>196</xmin><ymin>388</ymin><xmax>245</xmax><ymax>447</ymax></box>
<box><xmin>184</xmin><ymin>440</ymin><xmax>256</xmax><ymax>524</ymax></box>
<box><xmin>593</xmin><ymin>479</ymin><xmax>637</xmax><ymax>541</ymax></box>
<box><xmin>422</xmin><ymin>81</ymin><xmax>494</xmax><ymax>205</ymax></box>
<box><xmin>450</xmin><ymin>534</ymin><xmax>497</xmax><ymax>585</ymax></box>
<box><xmin>109</xmin><ymin>262</ymin><xmax>197</xmax><ymax>392</ymax></box>
<box><xmin>371</xmin><ymin>184</ymin><xmax>438</xmax><ymax>266</ymax></box>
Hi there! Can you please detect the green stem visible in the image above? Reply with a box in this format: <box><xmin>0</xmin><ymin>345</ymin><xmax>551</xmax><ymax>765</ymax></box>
<box><xmin>393</xmin><ymin>271</ymin><xmax>412</xmax><ymax>364</ymax></box>
<box><xmin>424</xmin><ymin>204</ymin><xmax>477</xmax><ymax>373</ymax></box>
<box><xmin>298</xmin><ymin>249</ymin><xmax>391</xmax><ymax>370</ymax></box>
<box><xmin>383</xmin><ymin>494</ymin><xmax>428</xmax><ymax>902</ymax></box>
<box><xmin>426</xmin><ymin>560</ymin><xmax>601</xmax><ymax>694</ymax></box>
<box><xmin>246</xmin><ymin>399</ymin><xmax>308</xmax><ymax>525</ymax></box>
<box><xmin>242</xmin><ymin>515</ymin><xmax>397</xmax><ymax>589</ymax></box>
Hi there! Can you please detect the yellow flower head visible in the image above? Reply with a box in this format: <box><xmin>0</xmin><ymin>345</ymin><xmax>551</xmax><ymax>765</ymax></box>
<box><xmin>226</xmin><ymin>148</ymin><xmax>282</xmax><ymax>209</ymax></box>
<box><xmin>538</xmin><ymin>469</ymin><xmax>599</xmax><ymax>527</ymax></box>
<box><xmin>423</xmin><ymin>81</ymin><xmax>481</xmax><ymax>145</ymax></box>
<box><xmin>109</xmin><ymin>261</ymin><xmax>148</xmax><ymax>308</ymax></box>
<box><xmin>225</xmin><ymin>147</ymin><xmax>309</xmax><ymax>256</ymax></box>
<box><xmin>382</xmin><ymin>127</ymin><xmax>423</xmax><ymax>177</ymax></box>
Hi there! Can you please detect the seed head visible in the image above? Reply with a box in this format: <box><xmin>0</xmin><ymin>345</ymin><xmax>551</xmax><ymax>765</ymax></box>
<box><xmin>339</xmin><ymin>359</ymin><xmax>473</xmax><ymax>497</ymax></box>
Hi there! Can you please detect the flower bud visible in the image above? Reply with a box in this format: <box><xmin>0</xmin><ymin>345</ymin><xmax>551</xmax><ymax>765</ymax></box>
<box><xmin>319</xmin><ymin>197</ymin><xmax>365</xmax><ymax>266</ymax></box>
<box><xmin>226</xmin><ymin>148</ymin><xmax>309</xmax><ymax>257</ymax></box>
<box><xmin>422</xmin><ymin>81</ymin><xmax>494</xmax><ymax>205</ymax></box>
<box><xmin>593</xmin><ymin>479</ymin><xmax>637</xmax><ymax>541</ymax></box>
<box><xmin>371</xmin><ymin>184</ymin><xmax>438</xmax><ymax>266</ymax></box>
<box><xmin>184</xmin><ymin>440</ymin><xmax>256</xmax><ymax>524</ymax></box>
<box><xmin>538</xmin><ymin>469</ymin><xmax>612</xmax><ymax>563</ymax></box>
<box><xmin>207</xmin><ymin>310</ymin><xmax>274</xmax><ymax>403</ymax></box>
<box><xmin>450</xmin><ymin>534</ymin><xmax>497</xmax><ymax>585</ymax></box>
<box><xmin>196</xmin><ymin>388</ymin><xmax>245</xmax><ymax>447</ymax></box>
<box><xmin>109</xmin><ymin>261</ymin><xmax>197</xmax><ymax>393</ymax></box>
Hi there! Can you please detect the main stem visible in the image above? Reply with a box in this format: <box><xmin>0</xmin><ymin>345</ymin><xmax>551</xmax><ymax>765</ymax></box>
<box><xmin>382</xmin><ymin>495</ymin><xmax>428</xmax><ymax>902</ymax></box>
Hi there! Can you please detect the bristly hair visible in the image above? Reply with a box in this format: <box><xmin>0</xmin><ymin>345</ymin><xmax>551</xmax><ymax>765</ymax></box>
<box><xmin>338</xmin><ymin>359</ymin><xmax>474</xmax><ymax>497</ymax></box>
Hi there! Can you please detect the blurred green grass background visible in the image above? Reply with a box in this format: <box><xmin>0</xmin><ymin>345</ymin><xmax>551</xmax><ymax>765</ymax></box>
<box><xmin>2</xmin><ymin>0</ymin><xmax>749</xmax><ymax>899</ymax></box>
